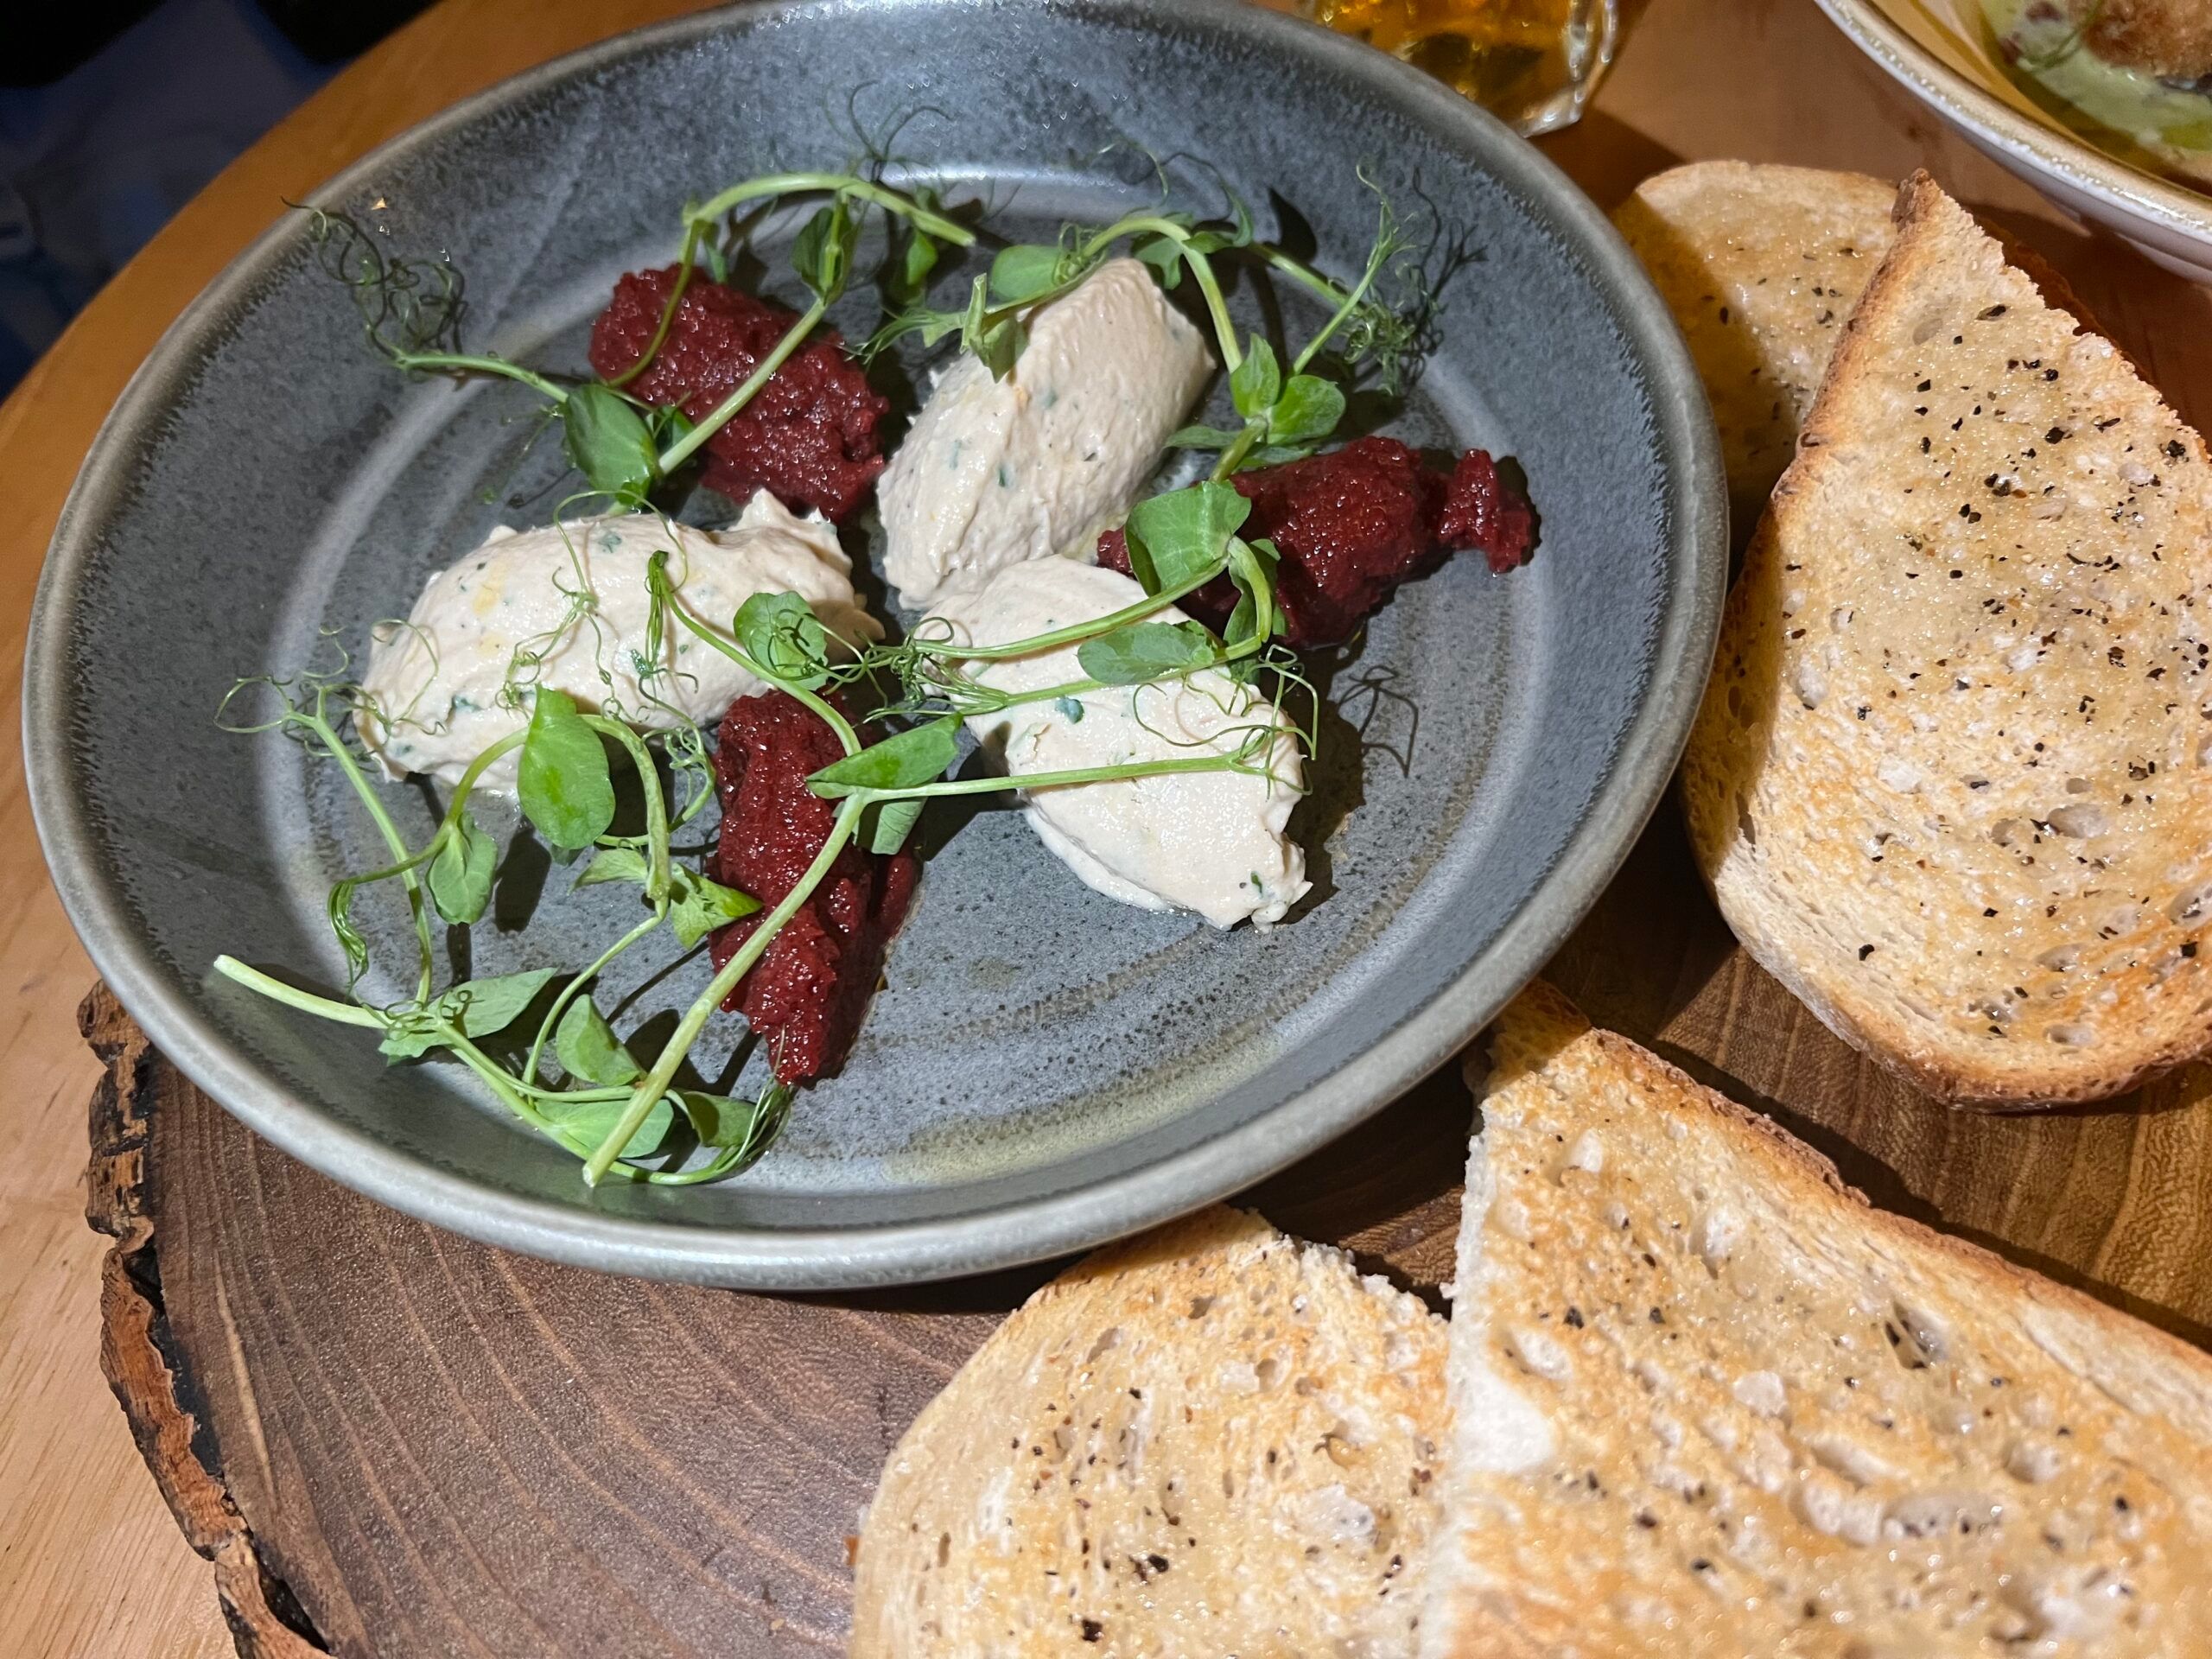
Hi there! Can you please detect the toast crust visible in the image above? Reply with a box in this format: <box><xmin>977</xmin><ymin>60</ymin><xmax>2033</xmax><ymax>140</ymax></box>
<box><xmin>1681</xmin><ymin>173</ymin><xmax>2212</xmax><ymax>1107</ymax></box>
<box><xmin>1423</xmin><ymin>983</ymin><xmax>2212</xmax><ymax>1656</ymax></box>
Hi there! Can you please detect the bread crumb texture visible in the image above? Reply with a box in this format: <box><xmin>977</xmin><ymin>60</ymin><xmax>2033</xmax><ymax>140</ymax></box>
<box><xmin>1681</xmin><ymin>173</ymin><xmax>2212</xmax><ymax>1104</ymax></box>
<box><xmin>1425</xmin><ymin>985</ymin><xmax>2212</xmax><ymax>1658</ymax></box>
<box><xmin>1614</xmin><ymin>162</ymin><xmax>1897</xmax><ymax>533</ymax></box>
<box><xmin>850</xmin><ymin>1206</ymin><xmax>1448</xmax><ymax>1657</ymax></box>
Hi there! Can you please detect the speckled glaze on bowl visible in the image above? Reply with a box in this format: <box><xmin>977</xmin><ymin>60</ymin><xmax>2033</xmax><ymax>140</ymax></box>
<box><xmin>25</xmin><ymin>0</ymin><xmax>1723</xmax><ymax>1287</ymax></box>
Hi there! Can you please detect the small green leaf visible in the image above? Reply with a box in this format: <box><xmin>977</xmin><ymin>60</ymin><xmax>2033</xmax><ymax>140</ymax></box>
<box><xmin>792</xmin><ymin>198</ymin><xmax>856</xmax><ymax>302</ymax></box>
<box><xmin>886</xmin><ymin>225</ymin><xmax>939</xmax><ymax>308</ymax></box>
<box><xmin>518</xmin><ymin>688</ymin><xmax>615</xmax><ymax>850</ymax></box>
<box><xmin>645</xmin><ymin>403</ymin><xmax>695</xmax><ymax>450</ymax></box>
<box><xmin>862</xmin><ymin>794</ymin><xmax>926</xmax><ymax>856</ymax></box>
<box><xmin>1200</xmin><ymin>194</ymin><xmax>1256</xmax><ymax>252</ymax></box>
<box><xmin>668</xmin><ymin>868</ymin><xmax>760</xmax><ymax>950</ymax></box>
<box><xmin>866</xmin><ymin>303</ymin><xmax>963</xmax><ymax>358</ymax></box>
<box><xmin>1224</xmin><ymin>536</ymin><xmax>1281</xmax><ymax>650</ymax></box>
<box><xmin>575</xmin><ymin>846</ymin><xmax>650</xmax><ymax>889</ymax></box>
<box><xmin>807</xmin><ymin>717</ymin><xmax>960</xmax><ymax>798</ymax></box>
<box><xmin>988</xmin><ymin>244</ymin><xmax>1064</xmax><ymax>305</ymax></box>
<box><xmin>562</xmin><ymin>383</ymin><xmax>659</xmax><ymax>506</ymax></box>
<box><xmin>427</xmin><ymin>807</ymin><xmax>497</xmax><ymax>925</ymax></box>
<box><xmin>578</xmin><ymin>846</ymin><xmax>756</xmax><ymax>945</ymax></box>
<box><xmin>1122</xmin><ymin>480</ymin><xmax>1251</xmax><ymax>595</ymax></box>
<box><xmin>975</xmin><ymin>314</ymin><xmax>1026</xmax><ymax>381</ymax></box>
<box><xmin>442</xmin><ymin>968</ymin><xmax>560</xmax><ymax>1036</ymax></box>
<box><xmin>959</xmin><ymin>270</ymin><xmax>990</xmax><ymax>342</ymax></box>
<box><xmin>1076</xmin><ymin>621</ymin><xmax>1219</xmax><ymax>686</ymax></box>
<box><xmin>1267</xmin><ymin>374</ymin><xmax>1346</xmax><ymax>446</ymax></box>
<box><xmin>1132</xmin><ymin>233</ymin><xmax>1184</xmax><ymax>289</ymax></box>
<box><xmin>327</xmin><ymin>878</ymin><xmax>370</xmax><ymax>984</ymax></box>
<box><xmin>1052</xmin><ymin>695</ymin><xmax>1087</xmax><ymax>723</ymax></box>
<box><xmin>379</xmin><ymin>968</ymin><xmax>560</xmax><ymax>1060</ymax></box>
<box><xmin>734</xmin><ymin>591</ymin><xmax>831</xmax><ymax>690</ymax></box>
<box><xmin>555</xmin><ymin>996</ymin><xmax>643</xmax><ymax>1086</ymax></box>
<box><xmin>542</xmin><ymin>1091</ymin><xmax>673</xmax><ymax>1160</ymax></box>
<box><xmin>1164</xmin><ymin>423</ymin><xmax>1247</xmax><ymax>452</ymax></box>
<box><xmin>1230</xmin><ymin>336</ymin><xmax>1281</xmax><ymax>423</ymax></box>
<box><xmin>914</xmin><ymin>310</ymin><xmax>964</xmax><ymax>348</ymax></box>
<box><xmin>677</xmin><ymin>1083</ymin><xmax>791</xmax><ymax>1157</ymax></box>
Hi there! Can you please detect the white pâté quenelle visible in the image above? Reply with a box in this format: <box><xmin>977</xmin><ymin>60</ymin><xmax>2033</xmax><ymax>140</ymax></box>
<box><xmin>925</xmin><ymin>558</ymin><xmax>1309</xmax><ymax>930</ymax></box>
<box><xmin>878</xmin><ymin>257</ymin><xmax>1213</xmax><ymax>610</ymax></box>
<box><xmin>358</xmin><ymin>495</ymin><xmax>878</xmax><ymax>790</ymax></box>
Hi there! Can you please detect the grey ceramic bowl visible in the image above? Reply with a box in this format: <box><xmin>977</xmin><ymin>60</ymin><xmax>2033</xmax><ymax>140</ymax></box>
<box><xmin>26</xmin><ymin>0</ymin><xmax>1722</xmax><ymax>1287</ymax></box>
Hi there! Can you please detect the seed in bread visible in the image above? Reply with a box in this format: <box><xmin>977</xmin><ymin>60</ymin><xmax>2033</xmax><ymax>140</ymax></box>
<box><xmin>1614</xmin><ymin>162</ymin><xmax>1897</xmax><ymax>538</ymax></box>
<box><xmin>850</xmin><ymin>1206</ymin><xmax>1448</xmax><ymax>1657</ymax></box>
<box><xmin>1680</xmin><ymin>171</ymin><xmax>2212</xmax><ymax>1106</ymax></box>
<box><xmin>1421</xmin><ymin>982</ymin><xmax>2212</xmax><ymax>1657</ymax></box>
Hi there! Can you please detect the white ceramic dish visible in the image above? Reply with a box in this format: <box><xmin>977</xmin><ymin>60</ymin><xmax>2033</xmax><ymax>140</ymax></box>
<box><xmin>1817</xmin><ymin>0</ymin><xmax>2212</xmax><ymax>283</ymax></box>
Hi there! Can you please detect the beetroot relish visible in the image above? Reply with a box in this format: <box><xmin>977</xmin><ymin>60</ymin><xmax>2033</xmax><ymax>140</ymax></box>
<box><xmin>588</xmin><ymin>265</ymin><xmax>889</xmax><ymax>524</ymax></box>
<box><xmin>709</xmin><ymin>691</ymin><xmax>917</xmax><ymax>1084</ymax></box>
<box><xmin>1096</xmin><ymin>436</ymin><xmax>1535</xmax><ymax>648</ymax></box>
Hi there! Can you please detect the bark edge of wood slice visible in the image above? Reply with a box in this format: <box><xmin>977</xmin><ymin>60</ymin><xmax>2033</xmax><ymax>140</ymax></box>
<box><xmin>79</xmin><ymin>815</ymin><xmax>2212</xmax><ymax>1656</ymax></box>
<box><xmin>82</xmin><ymin>983</ymin><xmax>330</xmax><ymax>1657</ymax></box>
<box><xmin>75</xmin><ymin>987</ymin><xmax>1467</xmax><ymax>1658</ymax></box>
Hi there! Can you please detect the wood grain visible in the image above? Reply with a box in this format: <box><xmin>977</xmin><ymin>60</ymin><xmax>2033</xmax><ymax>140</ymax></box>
<box><xmin>22</xmin><ymin>0</ymin><xmax>2212</xmax><ymax>1652</ymax></box>
<box><xmin>0</xmin><ymin>3</ymin><xmax>724</xmax><ymax>1653</ymax></box>
<box><xmin>92</xmin><ymin>823</ymin><xmax>2212</xmax><ymax>1655</ymax></box>
<box><xmin>1548</xmin><ymin>811</ymin><xmax>2212</xmax><ymax>1347</ymax></box>
<box><xmin>92</xmin><ymin>986</ymin><xmax>1471</xmax><ymax>1656</ymax></box>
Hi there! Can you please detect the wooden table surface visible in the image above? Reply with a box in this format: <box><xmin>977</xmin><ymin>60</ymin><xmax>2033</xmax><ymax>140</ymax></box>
<box><xmin>7</xmin><ymin>0</ymin><xmax>2210</xmax><ymax>1652</ymax></box>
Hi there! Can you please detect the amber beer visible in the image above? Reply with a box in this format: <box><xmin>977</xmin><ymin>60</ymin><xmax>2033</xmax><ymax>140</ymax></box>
<box><xmin>1301</xmin><ymin>0</ymin><xmax>1619</xmax><ymax>135</ymax></box>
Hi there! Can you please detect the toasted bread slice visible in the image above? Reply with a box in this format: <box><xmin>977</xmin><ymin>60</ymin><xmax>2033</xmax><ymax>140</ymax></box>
<box><xmin>850</xmin><ymin>1207</ymin><xmax>1448</xmax><ymax>1657</ymax></box>
<box><xmin>1680</xmin><ymin>172</ymin><xmax>2212</xmax><ymax>1106</ymax></box>
<box><xmin>1421</xmin><ymin>982</ymin><xmax>2212</xmax><ymax>1657</ymax></box>
<box><xmin>1614</xmin><ymin>162</ymin><xmax>1897</xmax><ymax>537</ymax></box>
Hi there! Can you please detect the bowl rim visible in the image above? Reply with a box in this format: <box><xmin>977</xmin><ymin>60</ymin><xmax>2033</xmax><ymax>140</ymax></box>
<box><xmin>1815</xmin><ymin>0</ymin><xmax>2212</xmax><ymax>240</ymax></box>
<box><xmin>23</xmin><ymin>0</ymin><xmax>1726</xmax><ymax>1288</ymax></box>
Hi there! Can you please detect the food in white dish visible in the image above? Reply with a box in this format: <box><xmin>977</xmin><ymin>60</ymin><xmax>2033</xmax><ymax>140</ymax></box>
<box><xmin>1984</xmin><ymin>0</ymin><xmax>2212</xmax><ymax>192</ymax></box>
<box><xmin>359</xmin><ymin>493</ymin><xmax>878</xmax><ymax>789</ymax></box>
<box><xmin>925</xmin><ymin>557</ymin><xmax>1309</xmax><ymax>929</ymax></box>
<box><xmin>878</xmin><ymin>257</ymin><xmax>1212</xmax><ymax>610</ymax></box>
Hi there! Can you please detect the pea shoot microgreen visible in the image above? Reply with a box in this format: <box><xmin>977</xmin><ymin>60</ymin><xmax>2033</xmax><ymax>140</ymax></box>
<box><xmin>310</xmin><ymin>168</ymin><xmax>977</xmax><ymax>513</ymax></box>
<box><xmin>213</xmin><ymin>641</ymin><xmax>787</xmax><ymax>1186</ymax></box>
<box><xmin>867</xmin><ymin>180</ymin><xmax>1420</xmax><ymax>486</ymax></box>
<box><xmin>240</xmin><ymin>156</ymin><xmax>1428</xmax><ymax>1191</ymax></box>
<box><xmin>218</xmin><ymin>480</ymin><xmax>1307</xmax><ymax>1189</ymax></box>
<box><xmin>316</xmin><ymin>159</ymin><xmax>1417</xmax><ymax>510</ymax></box>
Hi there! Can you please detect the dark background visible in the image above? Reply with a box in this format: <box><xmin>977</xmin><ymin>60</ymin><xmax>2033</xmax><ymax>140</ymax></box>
<box><xmin>2</xmin><ymin>0</ymin><xmax>430</xmax><ymax>396</ymax></box>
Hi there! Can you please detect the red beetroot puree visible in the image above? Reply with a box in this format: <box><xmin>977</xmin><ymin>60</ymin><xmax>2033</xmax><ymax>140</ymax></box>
<box><xmin>1097</xmin><ymin>435</ymin><xmax>1535</xmax><ymax>649</ymax></box>
<box><xmin>709</xmin><ymin>691</ymin><xmax>917</xmax><ymax>1084</ymax></box>
<box><xmin>588</xmin><ymin>265</ymin><xmax>889</xmax><ymax>524</ymax></box>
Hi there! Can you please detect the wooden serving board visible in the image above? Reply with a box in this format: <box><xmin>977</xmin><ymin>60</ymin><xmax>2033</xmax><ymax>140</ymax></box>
<box><xmin>74</xmin><ymin>1</ymin><xmax>2212</xmax><ymax>1655</ymax></box>
<box><xmin>85</xmin><ymin>808</ymin><xmax>2212</xmax><ymax>1658</ymax></box>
